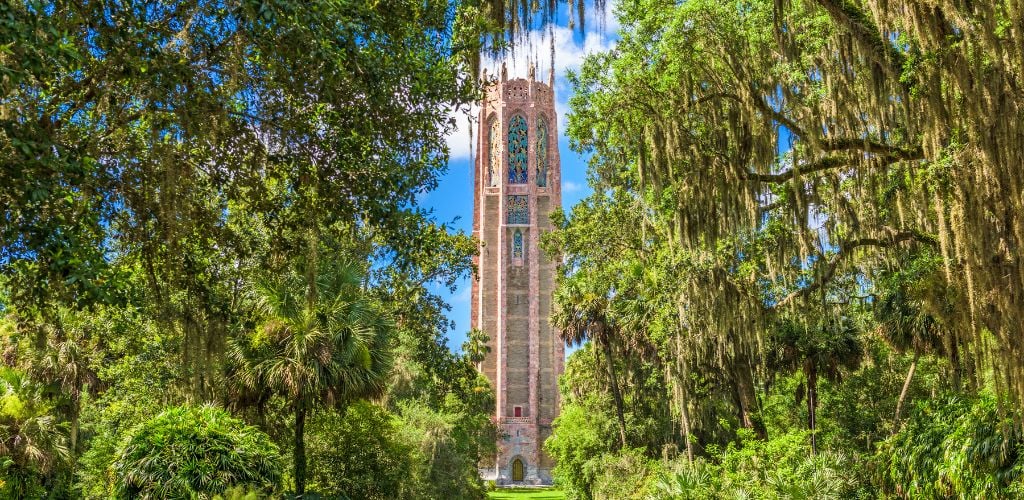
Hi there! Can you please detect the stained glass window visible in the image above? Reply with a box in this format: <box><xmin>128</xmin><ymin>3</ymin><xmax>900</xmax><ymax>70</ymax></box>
<box><xmin>512</xmin><ymin>229</ymin><xmax>523</xmax><ymax>259</ymax></box>
<box><xmin>507</xmin><ymin>195</ymin><xmax>528</xmax><ymax>225</ymax></box>
<box><xmin>508</xmin><ymin>115</ymin><xmax>528</xmax><ymax>184</ymax></box>
<box><xmin>488</xmin><ymin>118</ymin><xmax>500</xmax><ymax>187</ymax></box>
<box><xmin>536</xmin><ymin>116</ymin><xmax>548</xmax><ymax>187</ymax></box>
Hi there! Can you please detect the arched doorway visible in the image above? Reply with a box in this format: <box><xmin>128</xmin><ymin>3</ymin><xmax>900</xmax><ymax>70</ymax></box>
<box><xmin>511</xmin><ymin>457</ymin><xmax>525</xmax><ymax>482</ymax></box>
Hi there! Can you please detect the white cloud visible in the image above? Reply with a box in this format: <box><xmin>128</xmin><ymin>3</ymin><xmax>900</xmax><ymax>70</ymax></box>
<box><xmin>563</xmin><ymin>180</ymin><xmax>583</xmax><ymax>193</ymax></box>
<box><xmin>446</xmin><ymin>103</ymin><xmax>479</xmax><ymax>161</ymax></box>
<box><xmin>445</xmin><ymin>22</ymin><xmax>617</xmax><ymax>160</ymax></box>
<box><xmin>452</xmin><ymin>284</ymin><xmax>472</xmax><ymax>304</ymax></box>
<box><xmin>482</xmin><ymin>25</ymin><xmax>617</xmax><ymax>87</ymax></box>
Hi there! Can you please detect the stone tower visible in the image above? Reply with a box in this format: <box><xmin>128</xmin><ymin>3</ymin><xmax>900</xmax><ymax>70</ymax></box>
<box><xmin>472</xmin><ymin>63</ymin><xmax>564</xmax><ymax>485</ymax></box>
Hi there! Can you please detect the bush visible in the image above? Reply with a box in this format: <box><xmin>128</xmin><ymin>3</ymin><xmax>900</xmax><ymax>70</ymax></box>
<box><xmin>306</xmin><ymin>401</ymin><xmax>413</xmax><ymax>499</ymax></box>
<box><xmin>874</xmin><ymin>393</ymin><xmax>1024</xmax><ymax>498</ymax></box>
<box><xmin>591</xmin><ymin>448</ymin><xmax>660</xmax><ymax>500</ymax></box>
<box><xmin>545</xmin><ymin>399</ymin><xmax>618</xmax><ymax>499</ymax></box>
<box><xmin>111</xmin><ymin>405</ymin><xmax>282</xmax><ymax>498</ymax></box>
<box><xmin>650</xmin><ymin>430</ymin><xmax>868</xmax><ymax>499</ymax></box>
<box><xmin>397</xmin><ymin>397</ymin><xmax>493</xmax><ymax>500</ymax></box>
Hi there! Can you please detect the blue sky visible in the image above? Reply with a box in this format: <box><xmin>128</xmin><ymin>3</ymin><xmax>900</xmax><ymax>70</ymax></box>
<box><xmin>425</xmin><ymin>6</ymin><xmax>618</xmax><ymax>354</ymax></box>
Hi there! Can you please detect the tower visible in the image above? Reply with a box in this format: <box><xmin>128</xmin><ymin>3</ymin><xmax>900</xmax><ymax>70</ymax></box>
<box><xmin>471</xmin><ymin>63</ymin><xmax>564</xmax><ymax>485</ymax></box>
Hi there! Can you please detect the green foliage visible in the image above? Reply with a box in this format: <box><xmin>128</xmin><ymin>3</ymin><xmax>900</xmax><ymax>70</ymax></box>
<box><xmin>397</xmin><ymin>396</ymin><xmax>496</xmax><ymax>500</ymax></box>
<box><xmin>229</xmin><ymin>257</ymin><xmax>394</xmax><ymax>495</ymax></box>
<box><xmin>2</xmin><ymin>0</ymin><xmax>494</xmax><ymax>498</ymax></box>
<box><xmin>0</xmin><ymin>367</ymin><xmax>69</xmax><ymax>498</ymax></box>
<box><xmin>651</xmin><ymin>431</ymin><xmax>866</xmax><ymax>499</ymax></box>
<box><xmin>306</xmin><ymin>401</ymin><xmax>412</xmax><ymax>499</ymax></box>
<box><xmin>111</xmin><ymin>405</ymin><xmax>281</xmax><ymax>498</ymax></box>
<box><xmin>589</xmin><ymin>448</ymin><xmax>659</xmax><ymax>500</ymax></box>
<box><xmin>874</xmin><ymin>393</ymin><xmax>1024</xmax><ymax>498</ymax></box>
<box><xmin>545</xmin><ymin>401</ymin><xmax>617</xmax><ymax>498</ymax></box>
<box><xmin>73</xmin><ymin>312</ymin><xmax>183</xmax><ymax>498</ymax></box>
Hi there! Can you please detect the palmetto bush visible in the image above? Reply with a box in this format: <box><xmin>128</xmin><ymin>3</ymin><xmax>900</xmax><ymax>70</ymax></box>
<box><xmin>649</xmin><ymin>430</ymin><xmax>865</xmax><ymax>499</ymax></box>
<box><xmin>111</xmin><ymin>405</ymin><xmax>281</xmax><ymax>499</ymax></box>
<box><xmin>0</xmin><ymin>367</ymin><xmax>69</xmax><ymax>498</ymax></box>
<box><xmin>874</xmin><ymin>393</ymin><xmax>1024</xmax><ymax>498</ymax></box>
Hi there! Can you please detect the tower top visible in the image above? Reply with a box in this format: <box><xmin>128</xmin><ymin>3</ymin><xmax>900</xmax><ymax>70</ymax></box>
<box><xmin>480</xmin><ymin>61</ymin><xmax>556</xmax><ymax>89</ymax></box>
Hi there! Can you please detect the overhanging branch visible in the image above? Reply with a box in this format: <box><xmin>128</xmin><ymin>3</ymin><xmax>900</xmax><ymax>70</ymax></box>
<box><xmin>775</xmin><ymin>230</ymin><xmax>936</xmax><ymax>307</ymax></box>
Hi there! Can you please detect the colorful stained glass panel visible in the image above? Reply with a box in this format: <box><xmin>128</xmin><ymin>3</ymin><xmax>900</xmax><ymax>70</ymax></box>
<box><xmin>512</xmin><ymin>229</ymin><xmax>524</xmax><ymax>259</ymax></box>
<box><xmin>507</xmin><ymin>115</ymin><xmax>528</xmax><ymax>184</ymax></box>
<box><xmin>488</xmin><ymin>118</ymin><xmax>500</xmax><ymax>187</ymax></box>
<box><xmin>536</xmin><ymin>116</ymin><xmax>549</xmax><ymax>187</ymax></box>
<box><xmin>507</xmin><ymin>195</ymin><xmax>528</xmax><ymax>225</ymax></box>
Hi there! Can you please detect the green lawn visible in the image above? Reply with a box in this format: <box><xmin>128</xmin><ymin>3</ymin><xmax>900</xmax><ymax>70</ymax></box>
<box><xmin>488</xmin><ymin>487</ymin><xmax>566</xmax><ymax>499</ymax></box>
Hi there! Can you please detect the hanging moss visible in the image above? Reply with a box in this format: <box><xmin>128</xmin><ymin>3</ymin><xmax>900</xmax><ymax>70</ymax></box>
<box><xmin>568</xmin><ymin>0</ymin><xmax>1024</xmax><ymax>415</ymax></box>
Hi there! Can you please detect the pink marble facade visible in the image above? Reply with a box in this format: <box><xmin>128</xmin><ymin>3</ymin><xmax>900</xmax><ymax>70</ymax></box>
<box><xmin>472</xmin><ymin>64</ymin><xmax>565</xmax><ymax>486</ymax></box>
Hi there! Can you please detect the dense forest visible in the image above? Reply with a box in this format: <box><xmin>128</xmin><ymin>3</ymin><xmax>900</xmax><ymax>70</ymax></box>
<box><xmin>3</xmin><ymin>0</ymin><xmax>1024</xmax><ymax>498</ymax></box>
<box><xmin>1</xmin><ymin>0</ymin><xmax>496</xmax><ymax>497</ymax></box>
<box><xmin>543</xmin><ymin>0</ymin><xmax>1024</xmax><ymax>498</ymax></box>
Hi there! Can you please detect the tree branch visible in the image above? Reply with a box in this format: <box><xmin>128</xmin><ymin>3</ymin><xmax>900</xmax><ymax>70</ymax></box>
<box><xmin>743</xmin><ymin>143</ymin><xmax>923</xmax><ymax>184</ymax></box>
<box><xmin>810</xmin><ymin>0</ymin><xmax>906</xmax><ymax>84</ymax></box>
<box><xmin>775</xmin><ymin>230</ymin><xmax>935</xmax><ymax>307</ymax></box>
<box><xmin>743</xmin><ymin>156</ymin><xmax>848</xmax><ymax>183</ymax></box>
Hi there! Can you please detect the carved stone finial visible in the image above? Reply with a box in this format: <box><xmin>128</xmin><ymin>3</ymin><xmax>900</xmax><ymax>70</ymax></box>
<box><xmin>482</xmin><ymin>67</ymin><xmax>489</xmax><ymax>83</ymax></box>
<box><xmin>501</xmin><ymin>62</ymin><xmax>508</xmax><ymax>82</ymax></box>
<box><xmin>529</xmin><ymin>62</ymin><xmax>536</xmax><ymax>81</ymax></box>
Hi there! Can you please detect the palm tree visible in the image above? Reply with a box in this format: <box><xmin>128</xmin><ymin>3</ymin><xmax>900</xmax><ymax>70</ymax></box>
<box><xmin>229</xmin><ymin>259</ymin><xmax>393</xmax><ymax>497</ymax></box>
<box><xmin>551</xmin><ymin>271</ymin><xmax>628</xmax><ymax>449</ymax></box>
<box><xmin>461</xmin><ymin>328</ymin><xmax>491</xmax><ymax>366</ymax></box>
<box><xmin>0</xmin><ymin>367</ymin><xmax>69</xmax><ymax>497</ymax></box>
<box><xmin>769</xmin><ymin>317</ymin><xmax>863</xmax><ymax>454</ymax></box>
<box><xmin>33</xmin><ymin>308</ymin><xmax>100</xmax><ymax>461</ymax></box>
<box><xmin>875</xmin><ymin>286</ymin><xmax>946</xmax><ymax>423</ymax></box>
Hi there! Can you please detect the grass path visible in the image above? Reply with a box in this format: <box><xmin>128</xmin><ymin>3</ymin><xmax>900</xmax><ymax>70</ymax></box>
<box><xmin>487</xmin><ymin>486</ymin><xmax>566</xmax><ymax>499</ymax></box>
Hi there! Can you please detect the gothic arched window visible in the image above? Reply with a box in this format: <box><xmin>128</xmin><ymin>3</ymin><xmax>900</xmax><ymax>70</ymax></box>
<box><xmin>536</xmin><ymin>116</ymin><xmax>549</xmax><ymax>187</ymax></box>
<box><xmin>512</xmin><ymin>229</ymin><xmax>523</xmax><ymax>259</ymax></box>
<box><xmin>488</xmin><ymin>117</ymin><xmax>500</xmax><ymax>187</ymax></box>
<box><xmin>507</xmin><ymin>115</ymin><xmax>528</xmax><ymax>184</ymax></box>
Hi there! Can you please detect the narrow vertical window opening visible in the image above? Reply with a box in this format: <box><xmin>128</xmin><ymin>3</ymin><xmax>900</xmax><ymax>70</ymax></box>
<box><xmin>508</xmin><ymin>115</ymin><xmax>528</xmax><ymax>184</ymax></box>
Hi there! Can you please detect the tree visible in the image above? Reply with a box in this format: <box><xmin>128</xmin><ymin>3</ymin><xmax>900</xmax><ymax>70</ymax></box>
<box><xmin>229</xmin><ymin>258</ymin><xmax>393</xmax><ymax>496</ymax></box>
<box><xmin>0</xmin><ymin>367</ymin><xmax>69</xmax><ymax>498</ymax></box>
<box><xmin>0</xmin><ymin>0</ymin><xmax>481</xmax><ymax>399</ymax></box>
<box><xmin>111</xmin><ymin>405</ymin><xmax>282</xmax><ymax>498</ymax></box>
<box><xmin>461</xmin><ymin>328</ymin><xmax>491</xmax><ymax>366</ymax></box>
<box><xmin>769</xmin><ymin>317</ymin><xmax>864</xmax><ymax>454</ymax></box>
<box><xmin>565</xmin><ymin>0</ymin><xmax>1024</xmax><ymax>409</ymax></box>
<box><xmin>30</xmin><ymin>308</ymin><xmax>100</xmax><ymax>463</ymax></box>
<box><xmin>874</xmin><ymin>257</ymin><xmax>950</xmax><ymax>423</ymax></box>
<box><xmin>552</xmin><ymin>270</ymin><xmax>628</xmax><ymax>450</ymax></box>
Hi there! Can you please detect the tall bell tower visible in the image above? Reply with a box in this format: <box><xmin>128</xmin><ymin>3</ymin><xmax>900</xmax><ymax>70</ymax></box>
<box><xmin>472</xmin><ymin>63</ymin><xmax>564</xmax><ymax>485</ymax></box>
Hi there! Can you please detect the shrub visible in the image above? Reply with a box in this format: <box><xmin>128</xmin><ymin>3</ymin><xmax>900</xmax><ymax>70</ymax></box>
<box><xmin>111</xmin><ymin>405</ymin><xmax>281</xmax><ymax>498</ymax></box>
<box><xmin>591</xmin><ymin>448</ymin><xmax>660</xmax><ymax>500</ymax></box>
<box><xmin>306</xmin><ymin>401</ymin><xmax>413</xmax><ymax>499</ymax></box>
<box><xmin>650</xmin><ymin>430</ymin><xmax>867</xmax><ymax>499</ymax></box>
<box><xmin>874</xmin><ymin>393</ymin><xmax>1024</xmax><ymax>498</ymax></box>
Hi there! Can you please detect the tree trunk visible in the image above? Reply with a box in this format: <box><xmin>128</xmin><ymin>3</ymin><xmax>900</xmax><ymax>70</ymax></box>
<box><xmin>734</xmin><ymin>360</ymin><xmax>767</xmax><ymax>439</ymax></box>
<box><xmin>294</xmin><ymin>400</ymin><xmax>308</xmax><ymax>497</ymax></box>
<box><xmin>70</xmin><ymin>391</ymin><xmax>80</xmax><ymax>456</ymax></box>
<box><xmin>894</xmin><ymin>351</ymin><xmax>919</xmax><ymax>423</ymax></box>
<box><xmin>679</xmin><ymin>392</ymin><xmax>694</xmax><ymax>462</ymax></box>
<box><xmin>675</xmin><ymin>305</ymin><xmax>694</xmax><ymax>460</ymax></box>
<box><xmin>599</xmin><ymin>331</ymin><xmax>628</xmax><ymax>450</ymax></box>
<box><xmin>807</xmin><ymin>364</ymin><xmax>818</xmax><ymax>455</ymax></box>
